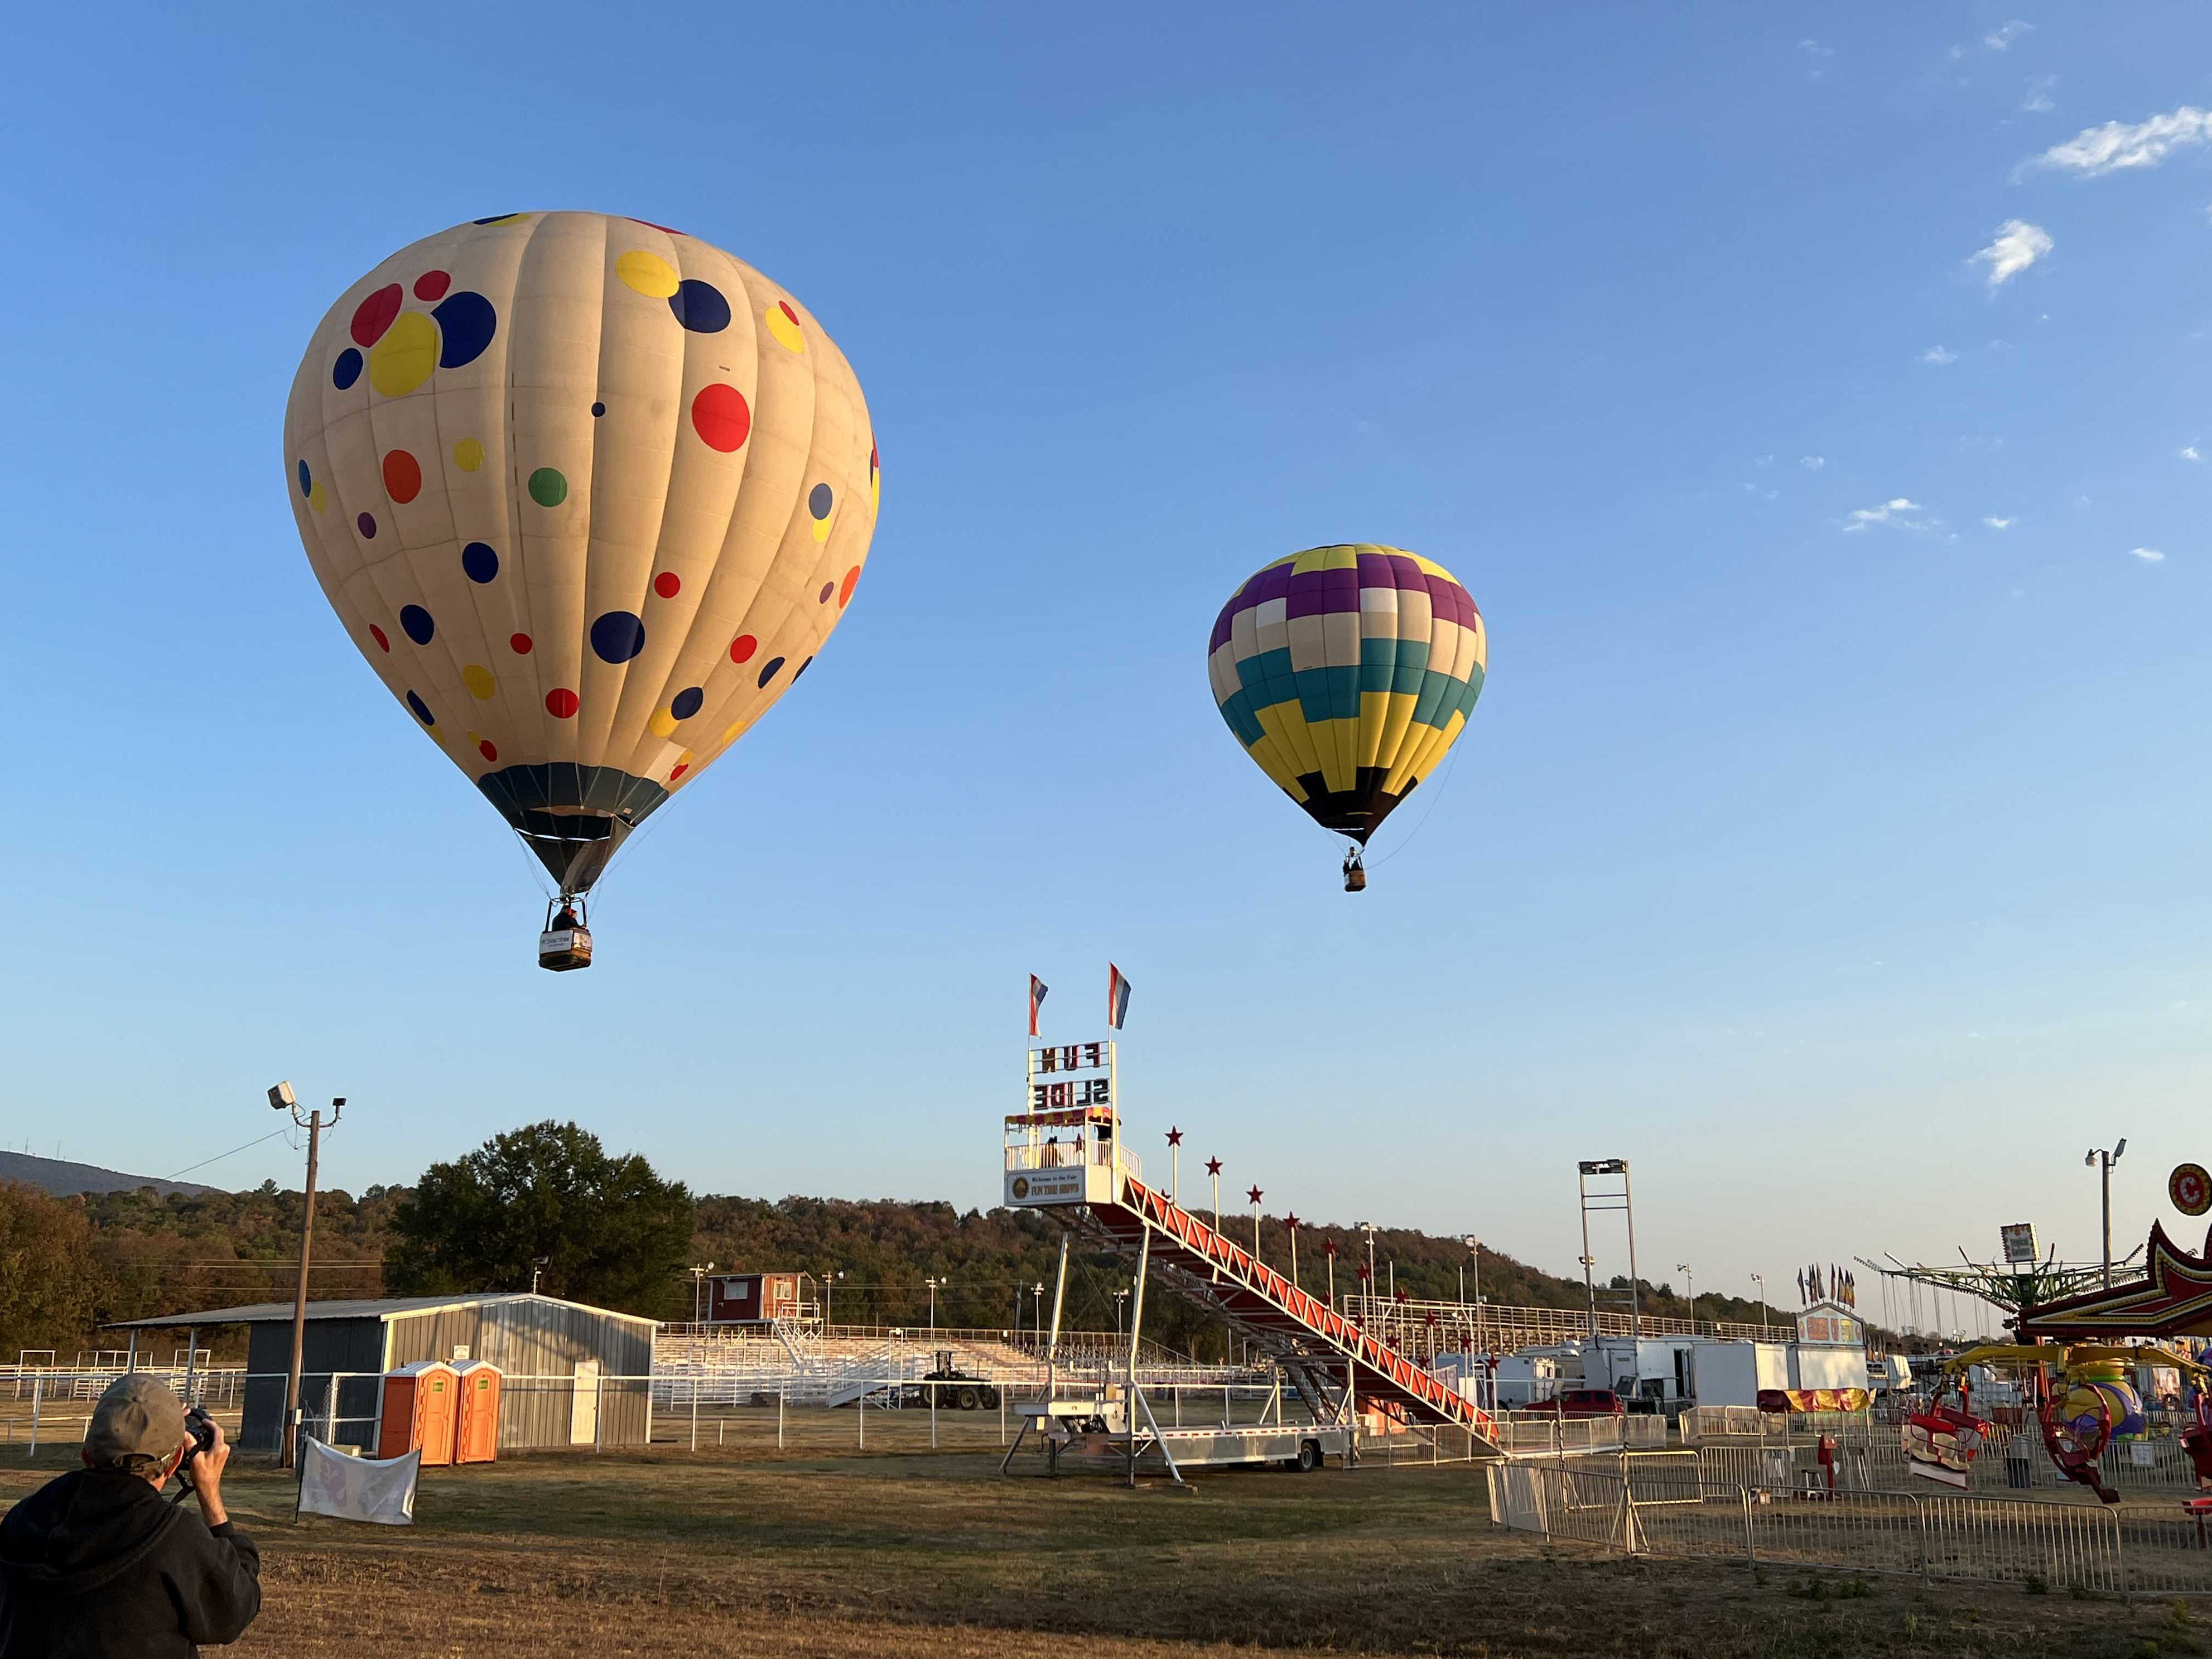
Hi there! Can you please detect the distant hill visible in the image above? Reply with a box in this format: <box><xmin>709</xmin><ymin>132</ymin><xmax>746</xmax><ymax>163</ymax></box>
<box><xmin>0</xmin><ymin>1151</ymin><xmax>216</xmax><ymax>1199</ymax></box>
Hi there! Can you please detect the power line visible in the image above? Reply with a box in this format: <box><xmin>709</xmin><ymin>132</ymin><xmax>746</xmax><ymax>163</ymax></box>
<box><xmin>163</xmin><ymin>1128</ymin><xmax>292</xmax><ymax>1181</ymax></box>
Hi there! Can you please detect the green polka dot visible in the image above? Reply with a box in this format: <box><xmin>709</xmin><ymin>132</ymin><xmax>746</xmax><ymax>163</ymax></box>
<box><xmin>528</xmin><ymin>467</ymin><xmax>568</xmax><ymax>507</ymax></box>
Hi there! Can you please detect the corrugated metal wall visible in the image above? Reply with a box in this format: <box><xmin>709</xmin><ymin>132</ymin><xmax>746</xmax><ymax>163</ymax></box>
<box><xmin>240</xmin><ymin>1318</ymin><xmax>385</xmax><ymax>1452</ymax></box>
<box><xmin>384</xmin><ymin>1300</ymin><xmax>654</xmax><ymax>1449</ymax></box>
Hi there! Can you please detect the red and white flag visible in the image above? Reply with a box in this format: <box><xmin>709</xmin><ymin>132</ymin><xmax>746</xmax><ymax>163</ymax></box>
<box><xmin>1028</xmin><ymin>974</ymin><xmax>1049</xmax><ymax>1038</ymax></box>
<box><xmin>1107</xmin><ymin>964</ymin><xmax>1132</xmax><ymax>1030</ymax></box>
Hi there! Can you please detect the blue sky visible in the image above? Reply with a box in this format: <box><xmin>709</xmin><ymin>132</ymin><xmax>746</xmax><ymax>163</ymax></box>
<box><xmin>4</xmin><ymin>4</ymin><xmax>2211</xmax><ymax>1325</ymax></box>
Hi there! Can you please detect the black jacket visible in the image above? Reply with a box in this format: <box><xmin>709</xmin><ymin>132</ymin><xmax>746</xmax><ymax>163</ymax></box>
<box><xmin>0</xmin><ymin>1468</ymin><xmax>259</xmax><ymax>1657</ymax></box>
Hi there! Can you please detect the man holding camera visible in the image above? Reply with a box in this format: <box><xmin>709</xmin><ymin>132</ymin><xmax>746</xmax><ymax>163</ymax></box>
<box><xmin>0</xmin><ymin>1374</ymin><xmax>261</xmax><ymax>1656</ymax></box>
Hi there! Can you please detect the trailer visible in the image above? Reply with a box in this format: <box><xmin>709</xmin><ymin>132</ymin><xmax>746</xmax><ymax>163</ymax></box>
<box><xmin>1006</xmin><ymin>1386</ymin><xmax>1350</xmax><ymax>1478</ymax></box>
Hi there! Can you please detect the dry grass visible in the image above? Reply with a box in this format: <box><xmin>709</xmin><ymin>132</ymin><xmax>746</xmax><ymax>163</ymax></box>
<box><xmin>0</xmin><ymin>1434</ymin><xmax>2201</xmax><ymax>1656</ymax></box>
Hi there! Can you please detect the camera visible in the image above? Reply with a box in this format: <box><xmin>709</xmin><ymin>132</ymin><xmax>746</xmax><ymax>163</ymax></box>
<box><xmin>180</xmin><ymin>1407</ymin><xmax>218</xmax><ymax>1481</ymax></box>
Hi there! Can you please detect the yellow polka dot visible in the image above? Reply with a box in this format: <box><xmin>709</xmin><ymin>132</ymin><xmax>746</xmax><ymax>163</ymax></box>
<box><xmin>309</xmin><ymin>481</ymin><xmax>328</xmax><ymax>513</ymax></box>
<box><xmin>811</xmin><ymin>513</ymin><xmax>832</xmax><ymax>544</ymax></box>
<box><xmin>649</xmin><ymin>706</ymin><xmax>678</xmax><ymax>739</ymax></box>
<box><xmin>474</xmin><ymin>213</ymin><xmax>530</xmax><ymax>227</ymax></box>
<box><xmin>369</xmin><ymin>311</ymin><xmax>439</xmax><ymax>397</ymax></box>
<box><xmin>462</xmin><ymin>664</ymin><xmax>496</xmax><ymax>700</ymax></box>
<box><xmin>765</xmin><ymin>303</ymin><xmax>805</xmax><ymax>352</ymax></box>
<box><xmin>453</xmin><ymin>438</ymin><xmax>484</xmax><ymax>472</ymax></box>
<box><xmin>616</xmin><ymin>250</ymin><xmax>679</xmax><ymax>298</ymax></box>
<box><xmin>720</xmin><ymin>721</ymin><xmax>744</xmax><ymax>744</ymax></box>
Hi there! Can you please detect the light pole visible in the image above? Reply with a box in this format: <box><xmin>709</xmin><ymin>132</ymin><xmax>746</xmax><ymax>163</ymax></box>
<box><xmin>823</xmin><ymin>1269</ymin><xmax>843</xmax><ymax>1330</ymax></box>
<box><xmin>1751</xmin><ymin>1273</ymin><xmax>1768</xmax><ymax>1340</ymax></box>
<box><xmin>1463</xmin><ymin>1236</ymin><xmax>1483</xmax><ymax>1353</ymax></box>
<box><xmin>1114</xmin><ymin>1286</ymin><xmax>1130</xmax><ymax>1338</ymax></box>
<box><xmin>925</xmin><ymin>1276</ymin><xmax>942</xmax><ymax>1335</ymax></box>
<box><xmin>531</xmin><ymin>1256</ymin><xmax>550</xmax><ymax>1295</ymax></box>
<box><xmin>689</xmin><ymin>1262</ymin><xmax>715</xmax><ymax>1325</ymax></box>
<box><xmin>1031</xmin><ymin>1281</ymin><xmax>1044</xmax><ymax>1345</ymax></box>
<box><xmin>1677</xmin><ymin>1263</ymin><xmax>1694</xmax><ymax>1334</ymax></box>
<box><xmin>268</xmin><ymin>1082</ymin><xmax>342</xmax><ymax>1470</ymax></box>
<box><xmin>2086</xmin><ymin>1139</ymin><xmax>2128</xmax><ymax>1289</ymax></box>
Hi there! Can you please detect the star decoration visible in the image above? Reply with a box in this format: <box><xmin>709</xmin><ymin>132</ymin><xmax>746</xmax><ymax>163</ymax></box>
<box><xmin>1285</xmin><ymin>1213</ymin><xmax>1300</xmax><ymax>1231</ymax></box>
<box><xmin>1166</xmin><ymin>1126</ymin><xmax>1182</xmax><ymax>1146</ymax></box>
<box><xmin>1247</xmin><ymin>1185</ymin><xmax>1264</xmax><ymax>1206</ymax></box>
<box><xmin>1205</xmin><ymin>1157</ymin><xmax>1222</xmax><ymax>1176</ymax></box>
<box><xmin>1324</xmin><ymin>1237</ymin><xmax>1338</xmax><ymax>1257</ymax></box>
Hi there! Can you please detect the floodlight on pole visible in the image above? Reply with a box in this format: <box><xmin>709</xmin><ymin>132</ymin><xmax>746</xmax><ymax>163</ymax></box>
<box><xmin>2087</xmin><ymin>1139</ymin><xmax>2128</xmax><ymax>1289</ymax></box>
<box><xmin>1677</xmin><ymin>1263</ymin><xmax>1695</xmax><ymax>1333</ymax></box>
<box><xmin>268</xmin><ymin>1082</ymin><xmax>343</xmax><ymax>1469</ymax></box>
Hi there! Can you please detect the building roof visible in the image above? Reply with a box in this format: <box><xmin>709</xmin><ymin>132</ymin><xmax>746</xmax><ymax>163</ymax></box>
<box><xmin>103</xmin><ymin>1292</ymin><xmax>659</xmax><ymax>1331</ymax></box>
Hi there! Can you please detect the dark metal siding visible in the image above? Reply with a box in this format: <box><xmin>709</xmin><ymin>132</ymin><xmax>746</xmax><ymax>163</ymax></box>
<box><xmin>240</xmin><ymin>1318</ymin><xmax>385</xmax><ymax>1453</ymax></box>
<box><xmin>384</xmin><ymin>1301</ymin><xmax>653</xmax><ymax>1450</ymax></box>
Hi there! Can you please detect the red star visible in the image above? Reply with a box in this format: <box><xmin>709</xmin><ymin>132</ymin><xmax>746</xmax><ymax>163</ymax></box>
<box><xmin>1246</xmin><ymin>1185</ymin><xmax>1264</xmax><ymax>1206</ymax></box>
<box><xmin>1357</xmin><ymin>1265</ymin><xmax>1371</xmax><ymax>1282</ymax></box>
<box><xmin>1285</xmin><ymin>1213</ymin><xmax>1300</xmax><ymax>1231</ymax></box>
<box><xmin>1166</xmin><ymin>1126</ymin><xmax>1182</xmax><ymax>1146</ymax></box>
<box><xmin>1424</xmin><ymin>1310</ymin><xmax>1437</xmax><ymax>1327</ymax></box>
<box><xmin>1205</xmin><ymin>1157</ymin><xmax>1222</xmax><ymax>1176</ymax></box>
<box><xmin>1323</xmin><ymin>1237</ymin><xmax>1338</xmax><ymax>1257</ymax></box>
<box><xmin>1394</xmin><ymin>1289</ymin><xmax>1409</xmax><ymax>1305</ymax></box>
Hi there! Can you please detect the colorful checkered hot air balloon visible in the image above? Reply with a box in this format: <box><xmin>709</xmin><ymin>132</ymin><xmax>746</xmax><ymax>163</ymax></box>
<box><xmin>283</xmin><ymin>213</ymin><xmax>879</xmax><ymax>968</ymax></box>
<box><xmin>1206</xmin><ymin>546</ymin><xmax>1485</xmax><ymax>889</ymax></box>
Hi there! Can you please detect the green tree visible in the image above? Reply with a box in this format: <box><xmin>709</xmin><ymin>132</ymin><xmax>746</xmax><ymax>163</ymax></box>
<box><xmin>0</xmin><ymin>1181</ymin><xmax>104</xmax><ymax>1355</ymax></box>
<box><xmin>387</xmin><ymin>1122</ymin><xmax>691</xmax><ymax>1318</ymax></box>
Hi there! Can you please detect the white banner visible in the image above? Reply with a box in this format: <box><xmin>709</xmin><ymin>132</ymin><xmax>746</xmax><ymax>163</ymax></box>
<box><xmin>297</xmin><ymin>1438</ymin><xmax>420</xmax><ymax>1526</ymax></box>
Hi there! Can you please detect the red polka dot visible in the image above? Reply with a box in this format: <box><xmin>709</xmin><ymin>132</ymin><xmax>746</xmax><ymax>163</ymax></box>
<box><xmin>413</xmin><ymin>270</ymin><xmax>451</xmax><ymax>301</ymax></box>
<box><xmin>653</xmin><ymin>571</ymin><xmax>681</xmax><ymax>599</ymax></box>
<box><xmin>669</xmin><ymin>763</ymin><xmax>689</xmax><ymax>782</ymax></box>
<box><xmin>690</xmin><ymin>382</ymin><xmax>751</xmax><ymax>452</ymax></box>
<box><xmin>350</xmin><ymin>283</ymin><xmax>403</xmax><ymax>346</ymax></box>
<box><xmin>382</xmin><ymin>448</ymin><xmax>423</xmax><ymax>504</ymax></box>
<box><xmin>729</xmin><ymin>634</ymin><xmax>758</xmax><ymax>663</ymax></box>
<box><xmin>817</xmin><ymin>581</ymin><xmax>834</xmax><ymax>604</ymax></box>
<box><xmin>778</xmin><ymin>301</ymin><xmax>798</xmax><ymax>325</ymax></box>
<box><xmin>628</xmin><ymin>218</ymin><xmax>685</xmax><ymax>235</ymax></box>
<box><xmin>510</xmin><ymin>633</ymin><xmax>533</xmax><ymax>654</ymax></box>
<box><xmin>838</xmin><ymin>566</ymin><xmax>861</xmax><ymax>607</ymax></box>
<box><xmin>369</xmin><ymin>624</ymin><xmax>390</xmax><ymax>652</ymax></box>
<box><xmin>478</xmin><ymin>739</ymin><xmax>498</xmax><ymax>761</ymax></box>
<box><xmin>546</xmin><ymin>687</ymin><xmax>579</xmax><ymax>718</ymax></box>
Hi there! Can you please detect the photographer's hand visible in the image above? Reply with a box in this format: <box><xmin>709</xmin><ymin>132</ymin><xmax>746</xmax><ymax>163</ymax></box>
<box><xmin>186</xmin><ymin>1419</ymin><xmax>231</xmax><ymax>1527</ymax></box>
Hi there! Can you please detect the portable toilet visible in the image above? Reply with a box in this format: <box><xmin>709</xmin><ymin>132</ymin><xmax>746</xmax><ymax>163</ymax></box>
<box><xmin>377</xmin><ymin>1359</ymin><xmax>459</xmax><ymax>1465</ymax></box>
<box><xmin>454</xmin><ymin>1360</ymin><xmax>503</xmax><ymax>1464</ymax></box>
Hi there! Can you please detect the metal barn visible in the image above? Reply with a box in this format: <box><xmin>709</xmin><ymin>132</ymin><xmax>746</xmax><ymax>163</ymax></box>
<box><xmin>107</xmin><ymin>1293</ymin><xmax>657</xmax><ymax>1454</ymax></box>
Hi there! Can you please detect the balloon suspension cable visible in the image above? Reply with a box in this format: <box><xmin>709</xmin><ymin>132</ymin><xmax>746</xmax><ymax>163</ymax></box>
<box><xmin>1366</xmin><ymin>735</ymin><xmax>1469</xmax><ymax>869</ymax></box>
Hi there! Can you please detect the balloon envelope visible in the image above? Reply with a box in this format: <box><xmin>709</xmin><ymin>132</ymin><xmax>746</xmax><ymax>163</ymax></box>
<box><xmin>1207</xmin><ymin>545</ymin><xmax>1485</xmax><ymax>844</ymax></box>
<box><xmin>284</xmin><ymin>211</ymin><xmax>879</xmax><ymax>894</ymax></box>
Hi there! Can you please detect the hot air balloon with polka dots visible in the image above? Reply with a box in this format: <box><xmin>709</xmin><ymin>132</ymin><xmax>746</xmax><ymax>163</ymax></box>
<box><xmin>1206</xmin><ymin>546</ymin><xmax>1485</xmax><ymax>890</ymax></box>
<box><xmin>284</xmin><ymin>212</ymin><xmax>879</xmax><ymax>968</ymax></box>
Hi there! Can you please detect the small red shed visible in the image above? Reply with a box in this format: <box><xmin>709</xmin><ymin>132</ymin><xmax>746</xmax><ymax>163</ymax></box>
<box><xmin>454</xmin><ymin>1360</ymin><xmax>503</xmax><ymax>1464</ymax></box>
<box><xmin>377</xmin><ymin>1359</ymin><xmax>459</xmax><ymax>1465</ymax></box>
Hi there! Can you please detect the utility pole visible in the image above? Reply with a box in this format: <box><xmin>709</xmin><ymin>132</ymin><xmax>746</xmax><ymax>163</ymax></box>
<box><xmin>268</xmin><ymin>1082</ymin><xmax>341</xmax><ymax>1470</ymax></box>
<box><xmin>688</xmin><ymin>1262</ymin><xmax>716</xmax><ymax>1325</ymax></box>
<box><xmin>1751</xmin><ymin>1273</ymin><xmax>1768</xmax><ymax>1340</ymax></box>
<box><xmin>1678</xmin><ymin>1263</ymin><xmax>1695</xmax><ymax>1334</ymax></box>
<box><xmin>1578</xmin><ymin>1158</ymin><xmax>1638</xmax><ymax>1336</ymax></box>
<box><xmin>2086</xmin><ymin>1140</ymin><xmax>2127</xmax><ymax>1289</ymax></box>
<box><xmin>925</xmin><ymin>1276</ymin><xmax>942</xmax><ymax>1335</ymax></box>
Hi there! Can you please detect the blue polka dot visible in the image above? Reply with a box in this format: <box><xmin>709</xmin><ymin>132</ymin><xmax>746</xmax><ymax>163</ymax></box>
<box><xmin>808</xmin><ymin>483</ymin><xmax>833</xmax><ymax>519</ymax></box>
<box><xmin>399</xmin><ymin>604</ymin><xmax>435</xmax><ymax>645</ymax></box>
<box><xmin>794</xmin><ymin>655</ymin><xmax>813</xmax><ymax>681</ymax></box>
<box><xmin>472</xmin><ymin>212</ymin><xmax>523</xmax><ymax>224</ymax></box>
<box><xmin>590</xmin><ymin>401</ymin><xmax>606</xmax><ymax>417</ymax></box>
<box><xmin>296</xmin><ymin>460</ymin><xmax>311</xmax><ymax>498</ymax></box>
<box><xmin>756</xmin><ymin>655</ymin><xmax>785</xmax><ymax>688</ymax></box>
<box><xmin>590</xmin><ymin>610</ymin><xmax>646</xmax><ymax>664</ymax></box>
<box><xmin>406</xmin><ymin>691</ymin><xmax>435</xmax><ymax>725</ymax></box>
<box><xmin>461</xmin><ymin>542</ymin><xmax>499</xmax><ymax>583</ymax></box>
<box><xmin>671</xmin><ymin>686</ymin><xmax>704</xmax><ymax>720</ymax></box>
<box><xmin>433</xmin><ymin>291</ymin><xmax>497</xmax><ymax>367</ymax></box>
<box><xmin>332</xmin><ymin>348</ymin><xmax>363</xmax><ymax>390</ymax></box>
<box><xmin>669</xmin><ymin>279</ymin><xmax>731</xmax><ymax>333</ymax></box>
<box><xmin>356</xmin><ymin>512</ymin><xmax>377</xmax><ymax>539</ymax></box>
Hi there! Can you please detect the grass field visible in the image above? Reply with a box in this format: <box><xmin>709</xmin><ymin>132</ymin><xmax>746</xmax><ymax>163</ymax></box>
<box><xmin>1</xmin><ymin>1426</ymin><xmax>2205</xmax><ymax>1657</ymax></box>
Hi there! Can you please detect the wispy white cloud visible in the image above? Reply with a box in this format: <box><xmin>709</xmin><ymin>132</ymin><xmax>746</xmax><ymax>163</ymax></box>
<box><xmin>1800</xmin><ymin>455</ymin><xmax>1825</xmax><ymax>470</ymax></box>
<box><xmin>2030</xmin><ymin>106</ymin><xmax>2212</xmax><ymax>176</ymax></box>
<box><xmin>1798</xmin><ymin>38</ymin><xmax>1833</xmax><ymax>78</ymax></box>
<box><xmin>1754</xmin><ymin>454</ymin><xmax>1775</xmax><ymax>467</ymax></box>
<box><xmin>2022</xmin><ymin>74</ymin><xmax>2057</xmax><ymax>114</ymax></box>
<box><xmin>2185</xmin><ymin>445</ymin><xmax>2203</xmax><ymax>462</ymax></box>
<box><xmin>1984</xmin><ymin>20</ymin><xmax>2032</xmax><ymax>51</ymax></box>
<box><xmin>1984</xmin><ymin>516</ymin><xmax>2016</xmax><ymax>529</ymax></box>
<box><xmin>1920</xmin><ymin>345</ymin><xmax>1959</xmax><ymax>364</ymax></box>
<box><xmin>2131</xmin><ymin>547</ymin><xmax>2167</xmax><ymax>563</ymax></box>
<box><xmin>1843</xmin><ymin>498</ymin><xmax>1926</xmax><ymax>533</ymax></box>
<box><xmin>1970</xmin><ymin>220</ymin><xmax>2052</xmax><ymax>287</ymax></box>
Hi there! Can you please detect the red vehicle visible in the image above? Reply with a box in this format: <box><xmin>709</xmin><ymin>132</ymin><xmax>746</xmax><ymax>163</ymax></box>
<box><xmin>1524</xmin><ymin>1388</ymin><xmax>1625</xmax><ymax>1419</ymax></box>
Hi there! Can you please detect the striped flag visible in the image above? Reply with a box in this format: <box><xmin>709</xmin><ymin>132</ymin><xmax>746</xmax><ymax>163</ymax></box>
<box><xmin>1028</xmin><ymin>975</ymin><xmax>1049</xmax><ymax>1038</ymax></box>
<box><xmin>1107</xmin><ymin>963</ymin><xmax>1132</xmax><ymax>1029</ymax></box>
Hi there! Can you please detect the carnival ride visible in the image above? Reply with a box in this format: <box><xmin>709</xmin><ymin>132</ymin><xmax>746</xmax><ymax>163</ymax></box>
<box><xmin>283</xmin><ymin>211</ymin><xmax>880</xmax><ymax>970</ymax></box>
<box><xmin>997</xmin><ymin>1053</ymin><xmax>1504</xmax><ymax>1485</ymax></box>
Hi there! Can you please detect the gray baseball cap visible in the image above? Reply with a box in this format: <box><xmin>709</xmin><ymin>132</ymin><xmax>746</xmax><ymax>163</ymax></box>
<box><xmin>85</xmin><ymin>1375</ymin><xmax>187</xmax><ymax>1465</ymax></box>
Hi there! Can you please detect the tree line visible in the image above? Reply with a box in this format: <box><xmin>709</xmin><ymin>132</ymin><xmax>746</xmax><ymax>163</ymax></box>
<box><xmin>0</xmin><ymin>1121</ymin><xmax>1799</xmax><ymax>1361</ymax></box>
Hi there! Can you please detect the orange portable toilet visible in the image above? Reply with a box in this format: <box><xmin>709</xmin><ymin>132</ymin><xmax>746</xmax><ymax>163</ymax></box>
<box><xmin>377</xmin><ymin>1360</ymin><xmax>459</xmax><ymax>1465</ymax></box>
<box><xmin>454</xmin><ymin>1361</ymin><xmax>503</xmax><ymax>1464</ymax></box>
